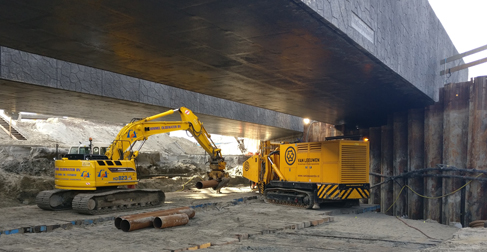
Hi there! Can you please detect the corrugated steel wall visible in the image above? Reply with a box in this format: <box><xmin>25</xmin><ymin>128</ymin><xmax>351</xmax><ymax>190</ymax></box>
<box><xmin>304</xmin><ymin>76</ymin><xmax>487</xmax><ymax>226</ymax></box>
<box><xmin>372</xmin><ymin>76</ymin><xmax>487</xmax><ymax>226</ymax></box>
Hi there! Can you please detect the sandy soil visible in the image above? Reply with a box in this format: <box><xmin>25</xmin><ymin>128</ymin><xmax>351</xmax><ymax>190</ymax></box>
<box><xmin>0</xmin><ymin>187</ymin><xmax>473</xmax><ymax>252</ymax></box>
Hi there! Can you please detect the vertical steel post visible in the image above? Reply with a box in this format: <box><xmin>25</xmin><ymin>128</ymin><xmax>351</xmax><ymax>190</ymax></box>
<box><xmin>407</xmin><ymin>108</ymin><xmax>424</xmax><ymax>219</ymax></box>
<box><xmin>369</xmin><ymin>127</ymin><xmax>381</xmax><ymax>205</ymax></box>
<box><xmin>442</xmin><ymin>81</ymin><xmax>471</xmax><ymax>225</ymax></box>
<box><xmin>466</xmin><ymin>76</ymin><xmax>487</xmax><ymax>225</ymax></box>
<box><xmin>381</xmin><ymin>117</ymin><xmax>393</xmax><ymax>215</ymax></box>
<box><xmin>424</xmin><ymin>88</ymin><xmax>444</xmax><ymax>222</ymax></box>
<box><xmin>393</xmin><ymin>111</ymin><xmax>408</xmax><ymax>217</ymax></box>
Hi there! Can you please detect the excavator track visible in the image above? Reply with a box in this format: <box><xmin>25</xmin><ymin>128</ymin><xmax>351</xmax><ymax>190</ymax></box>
<box><xmin>264</xmin><ymin>188</ymin><xmax>315</xmax><ymax>209</ymax></box>
<box><xmin>36</xmin><ymin>189</ymin><xmax>80</xmax><ymax>211</ymax></box>
<box><xmin>72</xmin><ymin>189</ymin><xmax>165</xmax><ymax>215</ymax></box>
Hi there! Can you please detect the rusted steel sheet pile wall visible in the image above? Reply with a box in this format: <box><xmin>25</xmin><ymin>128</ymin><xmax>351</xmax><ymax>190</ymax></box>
<box><xmin>408</xmin><ymin>108</ymin><xmax>425</xmax><ymax>220</ymax></box>
<box><xmin>380</xmin><ymin>119</ymin><xmax>394</xmax><ymax>216</ymax></box>
<box><xmin>369</xmin><ymin>127</ymin><xmax>382</xmax><ymax>205</ymax></box>
<box><xmin>442</xmin><ymin>81</ymin><xmax>471</xmax><ymax>225</ymax></box>
<box><xmin>423</xmin><ymin>89</ymin><xmax>444</xmax><ymax>222</ymax></box>
<box><xmin>466</xmin><ymin>76</ymin><xmax>487</xmax><ymax>224</ymax></box>
<box><xmin>392</xmin><ymin>112</ymin><xmax>408</xmax><ymax>217</ymax></box>
<box><xmin>370</xmin><ymin>76</ymin><xmax>487</xmax><ymax>226</ymax></box>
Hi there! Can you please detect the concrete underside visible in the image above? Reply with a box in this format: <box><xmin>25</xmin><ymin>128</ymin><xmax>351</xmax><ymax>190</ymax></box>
<box><xmin>0</xmin><ymin>0</ymin><xmax>466</xmax><ymax>135</ymax></box>
<box><xmin>0</xmin><ymin>78</ymin><xmax>300</xmax><ymax>140</ymax></box>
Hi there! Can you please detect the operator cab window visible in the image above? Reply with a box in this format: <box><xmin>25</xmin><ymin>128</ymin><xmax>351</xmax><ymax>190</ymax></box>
<box><xmin>79</xmin><ymin>147</ymin><xmax>90</xmax><ymax>154</ymax></box>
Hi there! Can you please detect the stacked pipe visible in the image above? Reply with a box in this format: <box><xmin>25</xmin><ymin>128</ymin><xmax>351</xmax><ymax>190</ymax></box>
<box><xmin>114</xmin><ymin>206</ymin><xmax>196</xmax><ymax>232</ymax></box>
<box><xmin>469</xmin><ymin>220</ymin><xmax>487</xmax><ymax>228</ymax></box>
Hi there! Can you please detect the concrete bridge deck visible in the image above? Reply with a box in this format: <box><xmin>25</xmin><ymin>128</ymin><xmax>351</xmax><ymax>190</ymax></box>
<box><xmin>0</xmin><ymin>0</ymin><xmax>467</xmax><ymax>138</ymax></box>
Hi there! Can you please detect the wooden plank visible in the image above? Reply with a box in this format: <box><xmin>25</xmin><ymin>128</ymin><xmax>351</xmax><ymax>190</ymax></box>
<box><xmin>440</xmin><ymin>44</ymin><xmax>487</xmax><ymax>65</ymax></box>
<box><xmin>440</xmin><ymin>57</ymin><xmax>487</xmax><ymax>76</ymax></box>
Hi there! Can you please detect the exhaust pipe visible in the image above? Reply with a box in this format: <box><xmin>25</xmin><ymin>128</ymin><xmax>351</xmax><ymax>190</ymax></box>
<box><xmin>153</xmin><ymin>213</ymin><xmax>189</xmax><ymax>229</ymax></box>
<box><xmin>195</xmin><ymin>180</ymin><xmax>219</xmax><ymax>189</ymax></box>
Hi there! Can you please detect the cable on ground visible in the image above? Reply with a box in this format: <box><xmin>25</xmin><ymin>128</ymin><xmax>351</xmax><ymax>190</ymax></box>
<box><xmin>176</xmin><ymin>175</ymin><xmax>205</xmax><ymax>192</ymax></box>
<box><xmin>395</xmin><ymin>216</ymin><xmax>437</xmax><ymax>240</ymax></box>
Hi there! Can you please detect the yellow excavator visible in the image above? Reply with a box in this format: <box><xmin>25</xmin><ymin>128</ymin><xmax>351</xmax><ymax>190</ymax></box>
<box><xmin>243</xmin><ymin>140</ymin><xmax>369</xmax><ymax>209</ymax></box>
<box><xmin>36</xmin><ymin>107</ymin><xmax>228</xmax><ymax>214</ymax></box>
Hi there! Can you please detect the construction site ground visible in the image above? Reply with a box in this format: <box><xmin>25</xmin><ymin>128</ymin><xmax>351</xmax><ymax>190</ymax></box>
<box><xmin>1</xmin><ymin>187</ymin><xmax>485</xmax><ymax>252</ymax></box>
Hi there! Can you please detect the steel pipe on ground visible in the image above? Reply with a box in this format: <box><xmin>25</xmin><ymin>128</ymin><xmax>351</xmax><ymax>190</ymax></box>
<box><xmin>153</xmin><ymin>213</ymin><xmax>189</xmax><ymax>229</ymax></box>
<box><xmin>195</xmin><ymin>180</ymin><xmax>219</xmax><ymax>189</ymax></box>
<box><xmin>115</xmin><ymin>207</ymin><xmax>195</xmax><ymax>232</ymax></box>
<box><xmin>114</xmin><ymin>206</ymin><xmax>189</xmax><ymax>229</ymax></box>
<box><xmin>119</xmin><ymin>208</ymin><xmax>195</xmax><ymax>232</ymax></box>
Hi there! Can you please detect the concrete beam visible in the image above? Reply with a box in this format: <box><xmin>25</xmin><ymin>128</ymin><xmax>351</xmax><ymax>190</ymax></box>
<box><xmin>0</xmin><ymin>47</ymin><xmax>303</xmax><ymax>140</ymax></box>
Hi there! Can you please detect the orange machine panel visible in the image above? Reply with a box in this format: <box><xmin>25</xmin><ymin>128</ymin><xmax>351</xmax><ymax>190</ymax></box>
<box><xmin>279</xmin><ymin>140</ymin><xmax>369</xmax><ymax>184</ymax></box>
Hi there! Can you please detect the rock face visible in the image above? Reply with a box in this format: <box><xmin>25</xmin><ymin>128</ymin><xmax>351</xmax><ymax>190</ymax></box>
<box><xmin>0</xmin><ymin>146</ymin><xmax>59</xmax><ymax>177</ymax></box>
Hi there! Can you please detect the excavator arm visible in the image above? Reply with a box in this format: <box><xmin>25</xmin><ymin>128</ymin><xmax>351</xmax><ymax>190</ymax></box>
<box><xmin>105</xmin><ymin>107</ymin><xmax>228</xmax><ymax>183</ymax></box>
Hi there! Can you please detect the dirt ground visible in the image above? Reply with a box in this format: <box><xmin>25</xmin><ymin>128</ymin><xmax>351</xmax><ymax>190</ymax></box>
<box><xmin>1</xmin><ymin>187</ymin><xmax>485</xmax><ymax>252</ymax></box>
<box><xmin>1</xmin><ymin>115</ymin><xmax>486</xmax><ymax>251</ymax></box>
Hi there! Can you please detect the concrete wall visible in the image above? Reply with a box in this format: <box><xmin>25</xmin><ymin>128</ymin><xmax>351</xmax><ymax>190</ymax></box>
<box><xmin>300</xmin><ymin>0</ymin><xmax>468</xmax><ymax>101</ymax></box>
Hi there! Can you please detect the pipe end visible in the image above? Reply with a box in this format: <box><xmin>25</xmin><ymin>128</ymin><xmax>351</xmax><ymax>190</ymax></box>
<box><xmin>195</xmin><ymin>181</ymin><xmax>203</xmax><ymax>189</ymax></box>
<box><xmin>120</xmin><ymin>219</ymin><xmax>131</xmax><ymax>232</ymax></box>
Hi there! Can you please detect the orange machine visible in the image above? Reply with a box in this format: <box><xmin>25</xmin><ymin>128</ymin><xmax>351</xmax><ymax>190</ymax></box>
<box><xmin>243</xmin><ymin>140</ymin><xmax>369</xmax><ymax>208</ymax></box>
